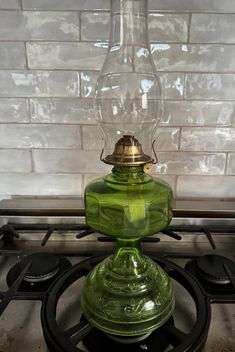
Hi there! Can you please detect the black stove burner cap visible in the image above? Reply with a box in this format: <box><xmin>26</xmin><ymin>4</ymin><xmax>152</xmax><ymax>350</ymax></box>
<box><xmin>196</xmin><ymin>254</ymin><xmax>235</xmax><ymax>285</ymax></box>
<box><xmin>7</xmin><ymin>252</ymin><xmax>71</xmax><ymax>291</ymax></box>
<box><xmin>21</xmin><ymin>253</ymin><xmax>60</xmax><ymax>282</ymax></box>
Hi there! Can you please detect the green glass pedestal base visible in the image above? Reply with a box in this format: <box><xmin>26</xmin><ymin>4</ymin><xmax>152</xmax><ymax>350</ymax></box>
<box><xmin>81</xmin><ymin>166</ymin><xmax>175</xmax><ymax>336</ymax></box>
<box><xmin>81</xmin><ymin>243</ymin><xmax>175</xmax><ymax>336</ymax></box>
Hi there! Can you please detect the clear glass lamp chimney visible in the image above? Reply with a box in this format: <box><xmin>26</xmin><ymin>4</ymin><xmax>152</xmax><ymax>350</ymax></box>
<box><xmin>94</xmin><ymin>0</ymin><xmax>162</xmax><ymax>166</ymax></box>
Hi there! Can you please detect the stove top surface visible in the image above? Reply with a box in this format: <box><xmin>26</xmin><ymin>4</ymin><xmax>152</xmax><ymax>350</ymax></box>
<box><xmin>0</xmin><ymin>218</ymin><xmax>235</xmax><ymax>352</ymax></box>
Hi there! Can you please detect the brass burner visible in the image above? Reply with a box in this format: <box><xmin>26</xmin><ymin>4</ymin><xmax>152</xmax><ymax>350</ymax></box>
<box><xmin>103</xmin><ymin>135</ymin><xmax>152</xmax><ymax>166</ymax></box>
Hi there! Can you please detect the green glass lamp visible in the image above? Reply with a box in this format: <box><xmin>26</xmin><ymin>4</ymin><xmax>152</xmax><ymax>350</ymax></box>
<box><xmin>81</xmin><ymin>0</ymin><xmax>175</xmax><ymax>338</ymax></box>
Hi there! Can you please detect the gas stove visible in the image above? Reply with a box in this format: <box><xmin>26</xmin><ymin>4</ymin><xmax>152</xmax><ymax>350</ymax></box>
<box><xmin>0</xmin><ymin>199</ymin><xmax>235</xmax><ymax>352</ymax></box>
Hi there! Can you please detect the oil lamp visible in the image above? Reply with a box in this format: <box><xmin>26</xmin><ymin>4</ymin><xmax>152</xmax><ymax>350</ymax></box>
<box><xmin>81</xmin><ymin>0</ymin><xmax>175</xmax><ymax>338</ymax></box>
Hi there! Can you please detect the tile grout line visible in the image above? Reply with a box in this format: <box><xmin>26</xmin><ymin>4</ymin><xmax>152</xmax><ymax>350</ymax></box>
<box><xmin>30</xmin><ymin>149</ymin><xmax>35</xmax><ymax>173</ymax></box>
<box><xmin>0</xmin><ymin>9</ymin><xmax>234</xmax><ymax>14</ymax></box>
<box><xmin>187</xmin><ymin>13</ymin><xmax>192</xmax><ymax>43</ymax></box>
<box><xmin>224</xmin><ymin>152</ymin><xmax>229</xmax><ymax>175</ymax></box>
<box><xmin>78</xmin><ymin>11</ymin><xmax>82</xmax><ymax>42</ymax></box>
<box><xmin>24</xmin><ymin>41</ymin><xmax>29</xmax><ymax>70</ymax></box>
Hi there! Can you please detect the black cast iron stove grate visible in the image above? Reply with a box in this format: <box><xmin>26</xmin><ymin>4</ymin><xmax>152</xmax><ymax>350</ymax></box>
<box><xmin>0</xmin><ymin>223</ymin><xmax>235</xmax><ymax>351</ymax></box>
<box><xmin>41</xmin><ymin>255</ymin><xmax>211</xmax><ymax>352</ymax></box>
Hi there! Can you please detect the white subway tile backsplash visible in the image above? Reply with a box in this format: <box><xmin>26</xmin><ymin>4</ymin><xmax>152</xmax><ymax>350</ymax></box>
<box><xmin>33</xmin><ymin>149</ymin><xmax>111</xmax><ymax>173</ymax></box>
<box><xmin>0</xmin><ymin>173</ymin><xmax>83</xmax><ymax>196</ymax></box>
<box><xmin>82</xmin><ymin>125</ymin><xmax>103</xmax><ymax>150</ymax></box>
<box><xmin>0</xmin><ymin>2</ymin><xmax>234</xmax><ymax>200</ymax></box>
<box><xmin>149</xmin><ymin>14</ymin><xmax>188</xmax><ymax>42</ymax></box>
<box><xmin>227</xmin><ymin>153</ymin><xmax>235</xmax><ymax>175</ymax></box>
<box><xmin>190</xmin><ymin>14</ymin><xmax>235</xmax><ymax>44</ymax></box>
<box><xmin>0</xmin><ymin>11</ymin><xmax>79</xmax><ymax>41</ymax></box>
<box><xmin>177</xmin><ymin>176</ymin><xmax>235</xmax><ymax>198</ymax></box>
<box><xmin>81</xmin><ymin>12</ymin><xmax>110</xmax><ymax>41</ymax></box>
<box><xmin>161</xmin><ymin>101</ymin><xmax>233</xmax><ymax>127</ymax></box>
<box><xmin>227</xmin><ymin>154</ymin><xmax>235</xmax><ymax>175</ymax></box>
<box><xmin>30</xmin><ymin>98</ymin><xmax>95</xmax><ymax>124</ymax></box>
<box><xmin>181</xmin><ymin>128</ymin><xmax>235</xmax><ymax>152</ymax></box>
<box><xmin>0</xmin><ymin>43</ymin><xmax>26</xmax><ymax>69</ymax></box>
<box><xmin>159</xmin><ymin>73</ymin><xmax>184</xmax><ymax>100</ymax></box>
<box><xmin>27</xmin><ymin>42</ymin><xmax>106</xmax><ymax>70</ymax></box>
<box><xmin>154</xmin><ymin>152</ymin><xmax>226</xmax><ymax>175</ymax></box>
<box><xmin>152</xmin><ymin>44</ymin><xmax>235</xmax><ymax>72</ymax></box>
<box><xmin>185</xmin><ymin>74</ymin><xmax>235</xmax><ymax>100</ymax></box>
<box><xmin>22</xmin><ymin>0</ymin><xmax>110</xmax><ymax>10</ymax></box>
<box><xmin>0</xmin><ymin>71</ymin><xmax>79</xmax><ymax>98</ymax></box>
<box><xmin>81</xmin><ymin>13</ymin><xmax>189</xmax><ymax>43</ymax></box>
<box><xmin>149</xmin><ymin>0</ymin><xmax>235</xmax><ymax>12</ymax></box>
<box><xmin>0</xmin><ymin>124</ymin><xmax>81</xmax><ymax>148</ymax></box>
<box><xmin>0</xmin><ymin>99</ymin><xmax>29</xmax><ymax>123</ymax></box>
<box><xmin>155</xmin><ymin>127</ymin><xmax>180</xmax><ymax>151</ymax></box>
<box><xmin>80</xmin><ymin>71</ymin><xmax>99</xmax><ymax>98</ymax></box>
<box><xmin>0</xmin><ymin>150</ymin><xmax>31</xmax><ymax>172</ymax></box>
<box><xmin>0</xmin><ymin>0</ymin><xmax>20</xmax><ymax>9</ymax></box>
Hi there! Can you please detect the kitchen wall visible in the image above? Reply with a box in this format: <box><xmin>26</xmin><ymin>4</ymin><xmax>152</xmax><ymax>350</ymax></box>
<box><xmin>0</xmin><ymin>0</ymin><xmax>235</xmax><ymax>200</ymax></box>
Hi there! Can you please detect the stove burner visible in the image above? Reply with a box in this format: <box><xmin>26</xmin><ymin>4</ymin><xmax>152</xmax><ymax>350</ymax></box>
<box><xmin>7</xmin><ymin>252</ymin><xmax>72</xmax><ymax>292</ymax></box>
<box><xmin>185</xmin><ymin>255</ymin><xmax>235</xmax><ymax>295</ymax></box>
<box><xmin>105</xmin><ymin>331</ymin><xmax>152</xmax><ymax>344</ymax></box>
<box><xmin>41</xmin><ymin>255</ymin><xmax>211</xmax><ymax>352</ymax></box>
<box><xmin>196</xmin><ymin>255</ymin><xmax>235</xmax><ymax>285</ymax></box>
<box><xmin>82</xmin><ymin>321</ymin><xmax>171</xmax><ymax>351</ymax></box>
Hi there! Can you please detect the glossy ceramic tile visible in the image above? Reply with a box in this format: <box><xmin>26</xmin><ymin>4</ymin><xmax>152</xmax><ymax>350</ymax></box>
<box><xmin>30</xmin><ymin>98</ymin><xmax>95</xmax><ymax>124</ymax></box>
<box><xmin>226</xmin><ymin>154</ymin><xmax>235</xmax><ymax>175</ymax></box>
<box><xmin>161</xmin><ymin>101</ymin><xmax>233</xmax><ymax>126</ymax></box>
<box><xmin>154</xmin><ymin>152</ymin><xmax>226</xmax><ymax>175</ymax></box>
<box><xmin>0</xmin><ymin>124</ymin><xmax>81</xmax><ymax>148</ymax></box>
<box><xmin>0</xmin><ymin>71</ymin><xmax>79</xmax><ymax>97</ymax></box>
<box><xmin>0</xmin><ymin>0</ymin><xmax>20</xmax><ymax>8</ymax></box>
<box><xmin>190</xmin><ymin>14</ymin><xmax>235</xmax><ymax>43</ymax></box>
<box><xmin>0</xmin><ymin>99</ymin><xmax>29</xmax><ymax>123</ymax></box>
<box><xmin>81</xmin><ymin>12</ymin><xmax>110</xmax><ymax>41</ymax></box>
<box><xmin>0</xmin><ymin>43</ymin><xmax>26</xmax><ymax>69</ymax></box>
<box><xmin>0</xmin><ymin>173</ymin><xmax>83</xmax><ymax>195</ymax></box>
<box><xmin>177</xmin><ymin>175</ymin><xmax>235</xmax><ymax>198</ymax></box>
<box><xmin>181</xmin><ymin>128</ymin><xmax>235</xmax><ymax>152</ymax></box>
<box><xmin>0</xmin><ymin>11</ymin><xmax>79</xmax><ymax>40</ymax></box>
<box><xmin>27</xmin><ymin>42</ymin><xmax>106</xmax><ymax>70</ymax></box>
<box><xmin>152</xmin><ymin>44</ymin><xmax>235</xmax><ymax>72</ymax></box>
<box><xmin>82</xmin><ymin>125</ymin><xmax>103</xmax><ymax>150</ymax></box>
<box><xmin>155</xmin><ymin>127</ymin><xmax>180</xmax><ymax>151</ymax></box>
<box><xmin>22</xmin><ymin>0</ymin><xmax>110</xmax><ymax>10</ymax></box>
<box><xmin>33</xmin><ymin>149</ymin><xmax>110</xmax><ymax>173</ymax></box>
<box><xmin>0</xmin><ymin>150</ymin><xmax>32</xmax><ymax>172</ymax></box>
<box><xmin>149</xmin><ymin>0</ymin><xmax>235</xmax><ymax>12</ymax></box>
<box><xmin>149</xmin><ymin>13</ymin><xmax>189</xmax><ymax>42</ymax></box>
<box><xmin>185</xmin><ymin>74</ymin><xmax>235</xmax><ymax>100</ymax></box>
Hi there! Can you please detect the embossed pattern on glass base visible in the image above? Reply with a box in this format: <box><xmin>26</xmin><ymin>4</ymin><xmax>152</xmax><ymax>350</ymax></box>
<box><xmin>81</xmin><ymin>247</ymin><xmax>175</xmax><ymax>336</ymax></box>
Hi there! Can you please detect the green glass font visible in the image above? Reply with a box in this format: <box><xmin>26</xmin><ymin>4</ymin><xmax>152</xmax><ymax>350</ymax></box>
<box><xmin>81</xmin><ymin>166</ymin><xmax>175</xmax><ymax>337</ymax></box>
